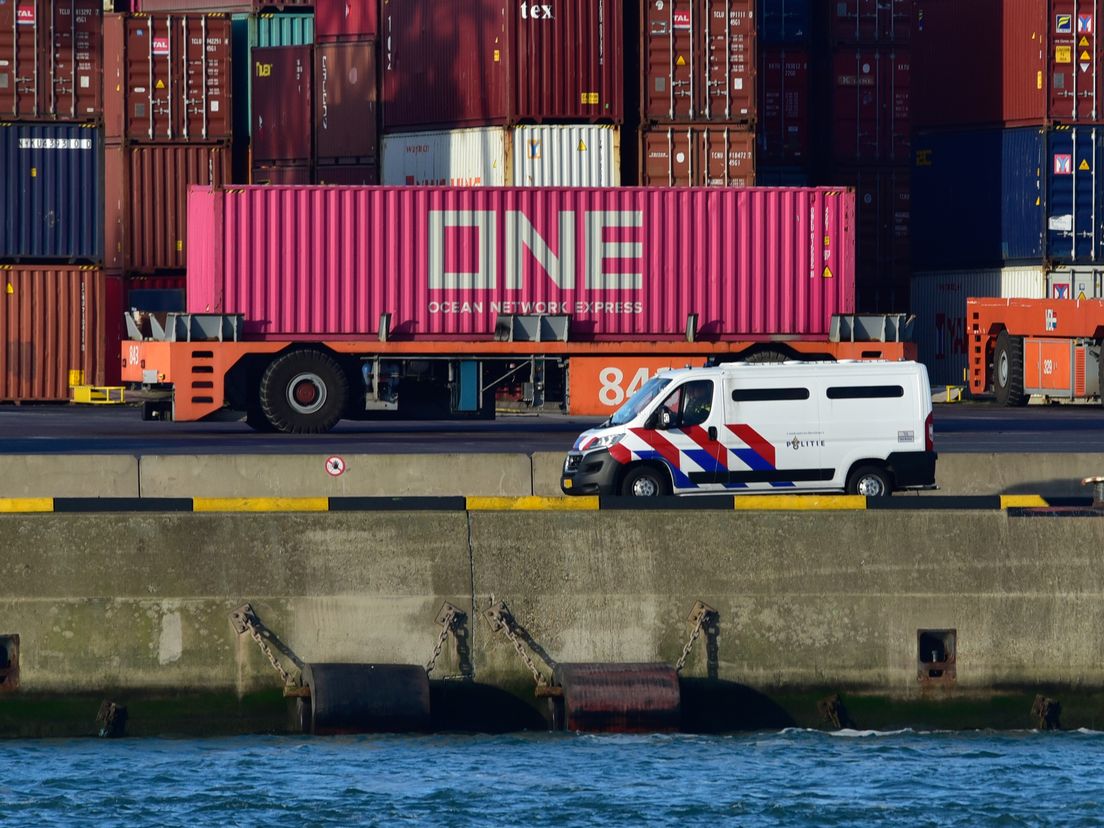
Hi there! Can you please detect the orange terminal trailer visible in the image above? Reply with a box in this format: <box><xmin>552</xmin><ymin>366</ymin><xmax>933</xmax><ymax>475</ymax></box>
<box><xmin>120</xmin><ymin>313</ymin><xmax>915</xmax><ymax>433</ymax></box>
<box><xmin>968</xmin><ymin>297</ymin><xmax>1104</xmax><ymax>405</ymax></box>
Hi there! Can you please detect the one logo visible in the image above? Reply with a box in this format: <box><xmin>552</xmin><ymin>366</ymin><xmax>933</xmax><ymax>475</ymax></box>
<box><xmin>152</xmin><ymin>36</ymin><xmax>170</xmax><ymax>56</ymax></box>
<box><xmin>16</xmin><ymin>5</ymin><xmax>34</xmax><ymax>24</ymax></box>
<box><xmin>1080</xmin><ymin>14</ymin><xmax>1093</xmax><ymax>33</ymax></box>
<box><xmin>1057</xmin><ymin>13</ymin><xmax>1073</xmax><ymax>34</ymax></box>
<box><xmin>1054</xmin><ymin>284</ymin><xmax>1071</xmax><ymax>299</ymax></box>
<box><xmin>1055</xmin><ymin>153</ymin><xmax>1073</xmax><ymax>175</ymax></box>
<box><xmin>255</xmin><ymin>62</ymin><xmax>272</xmax><ymax>78</ymax></box>
<box><xmin>673</xmin><ymin>10</ymin><xmax>691</xmax><ymax>29</ymax></box>
<box><xmin>790</xmin><ymin>437</ymin><xmax>801</xmax><ymax>450</ymax></box>
<box><xmin>1046</xmin><ymin>308</ymin><xmax>1058</xmax><ymax>331</ymax></box>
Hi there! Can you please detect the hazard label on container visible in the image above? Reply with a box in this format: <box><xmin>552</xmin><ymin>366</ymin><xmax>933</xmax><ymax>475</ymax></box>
<box><xmin>1081</xmin><ymin>36</ymin><xmax>1091</xmax><ymax>47</ymax></box>
<box><xmin>155</xmin><ymin>79</ymin><xmax>165</xmax><ymax>89</ymax></box>
<box><xmin>1080</xmin><ymin>158</ymin><xmax>1091</xmax><ymax>171</ymax></box>
<box><xmin>822</xmin><ymin>266</ymin><xmax>833</xmax><ymax>279</ymax></box>
<box><xmin>1079</xmin><ymin>14</ymin><xmax>1093</xmax><ymax>33</ymax></box>
<box><xmin>577</xmin><ymin>140</ymin><xmax>587</xmax><ymax>151</ymax></box>
<box><xmin>1055</xmin><ymin>153</ymin><xmax>1073</xmax><ymax>174</ymax></box>
<box><xmin>1057</xmin><ymin>13</ymin><xmax>1073</xmax><ymax>34</ymax></box>
<box><xmin>579</xmin><ymin>92</ymin><xmax>598</xmax><ymax>105</ymax></box>
<box><xmin>1081</xmin><ymin>50</ymin><xmax>1091</xmax><ymax>61</ymax></box>
<box><xmin>676</xmin><ymin>54</ymin><xmax>686</xmax><ymax>66</ymax></box>
<box><xmin>673</xmin><ymin>10</ymin><xmax>691</xmax><ymax>29</ymax></box>
<box><xmin>1056</xmin><ymin>45</ymin><xmax>1073</xmax><ymax>63</ymax></box>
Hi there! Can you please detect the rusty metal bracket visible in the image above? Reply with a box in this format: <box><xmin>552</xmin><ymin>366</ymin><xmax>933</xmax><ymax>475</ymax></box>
<box><xmin>485</xmin><ymin>601</ymin><xmax>515</xmax><ymax>634</ymax></box>
<box><xmin>484</xmin><ymin>600</ymin><xmax>554</xmax><ymax>688</ymax></box>
<box><xmin>230</xmin><ymin>603</ymin><xmax>304</xmax><ymax>692</ymax></box>
<box><xmin>230</xmin><ymin>603</ymin><xmax>258</xmax><ymax>636</ymax></box>
<box><xmin>426</xmin><ymin>602</ymin><xmax>470</xmax><ymax>676</ymax></box>
<box><xmin>676</xmin><ymin>601</ymin><xmax>719</xmax><ymax>674</ymax></box>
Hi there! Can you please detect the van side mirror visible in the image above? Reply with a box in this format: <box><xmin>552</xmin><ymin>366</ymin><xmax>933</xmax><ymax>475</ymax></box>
<box><xmin>656</xmin><ymin>408</ymin><xmax>673</xmax><ymax>430</ymax></box>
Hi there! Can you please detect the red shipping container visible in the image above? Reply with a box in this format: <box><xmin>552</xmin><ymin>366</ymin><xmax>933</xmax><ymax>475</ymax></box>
<box><xmin>316</xmin><ymin>0</ymin><xmax>376</xmax><ymax>40</ymax></box>
<box><xmin>639</xmin><ymin>126</ymin><xmax>755</xmax><ymax>186</ymax></box>
<box><xmin>252</xmin><ymin>163</ymin><xmax>312</xmax><ymax>184</ymax></box>
<box><xmin>135</xmin><ymin>0</ymin><xmax>310</xmax><ymax>10</ymax></box>
<box><xmin>315</xmin><ymin>39</ymin><xmax>377</xmax><ymax>163</ymax></box>
<box><xmin>104</xmin><ymin>142</ymin><xmax>231</xmax><ymax>272</ymax></box>
<box><xmin>252</xmin><ymin>44</ymin><xmax>312</xmax><ymax>164</ymax></box>
<box><xmin>758</xmin><ymin>47</ymin><xmax>809</xmax><ymax>166</ymax></box>
<box><xmin>641</xmin><ymin>0</ymin><xmax>755</xmax><ymax>125</ymax></box>
<box><xmin>103</xmin><ymin>13</ymin><xmax>232</xmax><ymax>142</ymax></box>
<box><xmin>315</xmin><ymin>164</ymin><xmax>378</xmax><ymax>184</ymax></box>
<box><xmin>382</xmin><ymin>0</ymin><xmax>623</xmax><ymax>130</ymax></box>
<box><xmin>0</xmin><ymin>266</ymin><xmax>108</xmax><ymax>400</ymax></box>
<box><xmin>831</xmin><ymin>48</ymin><xmax>910</xmax><ymax>164</ymax></box>
<box><xmin>830</xmin><ymin>166</ymin><xmax>910</xmax><ymax>283</ymax></box>
<box><xmin>0</xmin><ymin>0</ymin><xmax>103</xmax><ymax>120</ymax></box>
<box><xmin>186</xmin><ymin>185</ymin><xmax>853</xmax><ymax>340</ymax></box>
<box><xmin>831</xmin><ymin>0</ymin><xmax>915</xmax><ymax>45</ymax></box>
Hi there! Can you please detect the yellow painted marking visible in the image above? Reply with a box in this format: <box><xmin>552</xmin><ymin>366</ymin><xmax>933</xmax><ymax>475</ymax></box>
<box><xmin>1000</xmin><ymin>495</ymin><xmax>1048</xmax><ymax>509</ymax></box>
<box><xmin>733</xmin><ymin>495</ymin><xmax>866</xmax><ymax>511</ymax></box>
<box><xmin>193</xmin><ymin>497</ymin><xmax>329</xmax><ymax>512</ymax></box>
<box><xmin>466</xmin><ymin>496</ymin><xmax>599</xmax><ymax>511</ymax></box>
<box><xmin>0</xmin><ymin>498</ymin><xmax>53</xmax><ymax>513</ymax></box>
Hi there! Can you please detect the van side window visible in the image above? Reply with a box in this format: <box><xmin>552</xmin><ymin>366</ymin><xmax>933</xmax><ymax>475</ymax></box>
<box><xmin>826</xmin><ymin>385</ymin><xmax>905</xmax><ymax>399</ymax></box>
<box><xmin>731</xmin><ymin>387</ymin><xmax>810</xmax><ymax>402</ymax></box>
<box><xmin>660</xmin><ymin>380</ymin><xmax>714</xmax><ymax>427</ymax></box>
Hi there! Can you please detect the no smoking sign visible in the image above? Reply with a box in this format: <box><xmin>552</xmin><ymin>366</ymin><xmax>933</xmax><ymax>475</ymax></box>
<box><xmin>325</xmin><ymin>456</ymin><xmax>346</xmax><ymax>477</ymax></box>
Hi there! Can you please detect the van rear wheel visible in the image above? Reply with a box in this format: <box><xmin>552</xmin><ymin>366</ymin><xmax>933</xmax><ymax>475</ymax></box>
<box><xmin>847</xmin><ymin>465</ymin><xmax>892</xmax><ymax>497</ymax></box>
<box><xmin>621</xmin><ymin>466</ymin><xmax>669</xmax><ymax>497</ymax></box>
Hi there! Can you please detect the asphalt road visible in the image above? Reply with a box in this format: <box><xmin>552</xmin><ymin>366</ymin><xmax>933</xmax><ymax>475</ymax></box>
<box><xmin>0</xmin><ymin>402</ymin><xmax>1102</xmax><ymax>454</ymax></box>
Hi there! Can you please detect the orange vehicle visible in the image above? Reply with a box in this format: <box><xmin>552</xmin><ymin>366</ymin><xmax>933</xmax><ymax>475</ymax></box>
<box><xmin>968</xmin><ymin>297</ymin><xmax>1104</xmax><ymax>405</ymax></box>
<box><xmin>121</xmin><ymin>313</ymin><xmax>914</xmax><ymax>432</ymax></box>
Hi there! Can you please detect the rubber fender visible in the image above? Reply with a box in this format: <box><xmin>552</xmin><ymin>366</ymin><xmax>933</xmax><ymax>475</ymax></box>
<box><xmin>552</xmin><ymin>663</ymin><xmax>681</xmax><ymax>733</ymax></box>
<box><xmin>299</xmin><ymin>663</ymin><xmax>431</xmax><ymax>735</ymax></box>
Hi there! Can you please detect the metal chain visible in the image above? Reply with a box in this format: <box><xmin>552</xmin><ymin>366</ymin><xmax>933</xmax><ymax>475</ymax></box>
<box><xmin>674</xmin><ymin>616</ymin><xmax>705</xmax><ymax>674</ymax></box>
<box><xmin>245</xmin><ymin>620</ymin><xmax>295</xmax><ymax>686</ymax></box>
<box><xmin>425</xmin><ymin>622</ymin><xmax>452</xmax><ymax>674</ymax></box>
<box><xmin>499</xmin><ymin>621</ymin><xmax>548</xmax><ymax>688</ymax></box>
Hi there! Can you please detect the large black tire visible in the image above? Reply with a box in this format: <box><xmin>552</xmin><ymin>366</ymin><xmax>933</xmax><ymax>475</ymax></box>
<box><xmin>847</xmin><ymin>464</ymin><xmax>892</xmax><ymax>497</ymax></box>
<box><xmin>259</xmin><ymin>350</ymin><xmax>349</xmax><ymax>434</ymax></box>
<box><xmin>741</xmin><ymin>348</ymin><xmax>791</xmax><ymax>364</ymax></box>
<box><xmin>620</xmin><ymin>465</ymin><xmax>670</xmax><ymax>497</ymax></box>
<box><xmin>993</xmin><ymin>330</ymin><xmax>1028</xmax><ymax>407</ymax></box>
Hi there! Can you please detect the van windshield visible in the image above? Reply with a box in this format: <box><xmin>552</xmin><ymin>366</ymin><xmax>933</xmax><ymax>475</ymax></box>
<box><xmin>609</xmin><ymin>377</ymin><xmax>672</xmax><ymax>426</ymax></box>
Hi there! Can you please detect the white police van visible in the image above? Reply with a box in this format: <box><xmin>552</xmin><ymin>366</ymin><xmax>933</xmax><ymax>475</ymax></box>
<box><xmin>561</xmin><ymin>361</ymin><xmax>936</xmax><ymax>497</ymax></box>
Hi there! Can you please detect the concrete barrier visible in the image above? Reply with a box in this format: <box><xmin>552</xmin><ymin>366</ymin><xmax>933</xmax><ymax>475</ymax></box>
<box><xmin>932</xmin><ymin>453</ymin><xmax>1104</xmax><ymax>497</ymax></box>
<box><xmin>139</xmin><ymin>453</ymin><xmax>534</xmax><ymax>498</ymax></box>
<box><xmin>531</xmin><ymin>451</ymin><xmax>567</xmax><ymax>497</ymax></box>
<box><xmin>0</xmin><ymin>455</ymin><xmax>139</xmax><ymax>497</ymax></box>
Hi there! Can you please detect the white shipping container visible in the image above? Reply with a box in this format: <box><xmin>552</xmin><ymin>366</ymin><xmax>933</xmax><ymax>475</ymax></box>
<box><xmin>1047</xmin><ymin>266</ymin><xmax>1104</xmax><ymax>301</ymax></box>
<box><xmin>381</xmin><ymin>126</ymin><xmax>621</xmax><ymax>187</ymax></box>
<box><xmin>911</xmin><ymin>268</ymin><xmax>1046</xmax><ymax>388</ymax></box>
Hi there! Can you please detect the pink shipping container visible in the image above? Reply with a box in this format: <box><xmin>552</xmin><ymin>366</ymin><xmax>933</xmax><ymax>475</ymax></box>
<box><xmin>0</xmin><ymin>266</ymin><xmax>109</xmax><ymax>400</ymax></box>
<box><xmin>758</xmin><ymin>47</ymin><xmax>809</xmax><ymax>166</ymax></box>
<box><xmin>103</xmin><ymin>13</ymin><xmax>232</xmax><ymax>142</ymax></box>
<box><xmin>252</xmin><ymin>44</ymin><xmax>312</xmax><ymax>164</ymax></box>
<box><xmin>831</xmin><ymin>47</ymin><xmax>910</xmax><ymax>165</ymax></box>
<box><xmin>382</xmin><ymin>0</ymin><xmax>623</xmax><ymax>130</ymax></box>
<box><xmin>831</xmin><ymin>0</ymin><xmax>915</xmax><ymax>45</ymax></box>
<box><xmin>640</xmin><ymin>0</ymin><xmax>755</xmax><ymax>124</ymax></box>
<box><xmin>0</xmin><ymin>0</ymin><xmax>103</xmax><ymax>120</ymax></box>
<box><xmin>186</xmin><ymin>185</ymin><xmax>854</xmax><ymax>340</ymax></box>
<box><xmin>316</xmin><ymin>0</ymin><xmax>376</xmax><ymax>40</ymax></box>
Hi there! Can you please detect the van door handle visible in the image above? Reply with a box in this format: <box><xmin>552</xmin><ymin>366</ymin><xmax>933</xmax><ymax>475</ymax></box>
<box><xmin>708</xmin><ymin>426</ymin><xmax>718</xmax><ymax>441</ymax></box>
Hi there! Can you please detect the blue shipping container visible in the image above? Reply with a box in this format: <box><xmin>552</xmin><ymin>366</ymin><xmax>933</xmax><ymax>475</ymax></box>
<box><xmin>0</xmin><ymin>123</ymin><xmax>103</xmax><ymax>262</ymax></box>
<box><xmin>913</xmin><ymin>126</ymin><xmax>1104</xmax><ymax>269</ymax></box>
<box><xmin>758</xmin><ymin>0</ymin><xmax>811</xmax><ymax>44</ymax></box>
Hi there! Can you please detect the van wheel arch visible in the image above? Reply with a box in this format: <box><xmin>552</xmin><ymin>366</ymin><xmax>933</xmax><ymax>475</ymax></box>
<box><xmin>618</xmin><ymin>462</ymin><xmax>673</xmax><ymax>497</ymax></box>
<box><xmin>846</xmin><ymin>461</ymin><xmax>894</xmax><ymax>497</ymax></box>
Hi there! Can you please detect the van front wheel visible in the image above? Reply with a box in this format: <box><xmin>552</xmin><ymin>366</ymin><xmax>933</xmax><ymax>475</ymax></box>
<box><xmin>621</xmin><ymin>466</ymin><xmax>669</xmax><ymax>497</ymax></box>
<box><xmin>847</xmin><ymin>465</ymin><xmax>892</xmax><ymax>497</ymax></box>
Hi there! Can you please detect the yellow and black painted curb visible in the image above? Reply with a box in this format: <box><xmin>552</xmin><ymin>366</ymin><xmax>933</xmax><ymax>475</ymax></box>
<box><xmin>0</xmin><ymin>495</ymin><xmax>1091</xmax><ymax>514</ymax></box>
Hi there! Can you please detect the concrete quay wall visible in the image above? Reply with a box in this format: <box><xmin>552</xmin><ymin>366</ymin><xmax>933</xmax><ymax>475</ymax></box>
<box><xmin>2</xmin><ymin>510</ymin><xmax>1104</xmax><ymax>733</ymax></box>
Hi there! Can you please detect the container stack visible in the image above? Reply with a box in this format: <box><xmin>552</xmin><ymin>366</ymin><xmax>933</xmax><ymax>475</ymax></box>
<box><xmin>638</xmin><ymin>0</ymin><xmax>756</xmax><ymax>186</ymax></box>
<box><xmin>102</xmin><ymin>12</ymin><xmax>232</xmax><ymax>322</ymax></box>
<box><xmin>379</xmin><ymin>0</ymin><xmax>624</xmax><ymax>187</ymax></box>
<box><xmin>0</xmin><ymin>0</ymin><xmax>116</xmax><ymax>399</ymax></box>
<box><xmin>755</xmin><ymin>0</ymin><xmax>812</xmax><ymax>184</ymax></box>
<box><xmin>822</xmin><ymin>0</ymin><xmax>913</xmax><ymax>313</ymax></box>
<box><xmin>909</xmin><ymin>0</ymin><xmax>1096</xmax><ymax>386</ymax></box>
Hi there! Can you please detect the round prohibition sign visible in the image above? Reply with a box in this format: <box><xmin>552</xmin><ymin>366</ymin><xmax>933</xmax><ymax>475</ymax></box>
<box><xmin>325</xmin><ymin>455</ymin><xmax>347</xmax><ymax>477</ymax></box>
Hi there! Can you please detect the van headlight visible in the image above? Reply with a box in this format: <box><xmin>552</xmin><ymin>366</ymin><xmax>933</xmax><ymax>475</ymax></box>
<box><xmin>587</xmin><ymin>433</ymin><xmax>625</xmax><ymax>450</ymax></box>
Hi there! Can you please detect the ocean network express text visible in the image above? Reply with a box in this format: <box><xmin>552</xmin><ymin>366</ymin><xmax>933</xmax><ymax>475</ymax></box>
<box><xmin>427</xmin><ymin>209</ymin><xmax>645</xmax><ymax>316</ymax></box>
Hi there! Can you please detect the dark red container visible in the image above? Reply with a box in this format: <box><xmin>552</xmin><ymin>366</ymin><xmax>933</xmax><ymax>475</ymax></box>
<box><xmin>758</xmin><ymin>47</ymin><xmax>809</xmax><ymax>166</ymax></box>
<box><xmin>104</xmin><ymin>142</ymin><xmax>231</xmax><ymax>272</ymax></box>
<box><xmin>315</xmin><ymin>164</ymin><xmax>378</xmax><ymax>184</ymax></box>
<box><xmin>382</xmin><ymin>0</ymin><xmax>623</xmax><ymax>130</ymax></box>
<box><xmin>831</xmin><ymin>47</ymin><xmax>910</xmax><ymax>165</ymax></box>
<box><xmin>252</xmin><ymin>44</ymin><xmax>312</xmax><ymax>164</ymax></box>
<box><xmin>103</xmin><ymin>13</ymin><xmax>232</xmax><ymax>142</ymax></box>
<box><xmin>316</xmin><ymin>0</ymin><xmax>376</xmax><ymax>40</ymax></box>
<box><xmin>640</xmin><ymin>0</ymin><xmax>755</xmax><ymax>124</ymax></box>
<box><xmin>0</xmin><ymin>0</ymin><xmax>103</xmax><ymax>120</ymax></box>
<box><xmin>0</xmin><ymin>266</ymin><xmax>108</xmax><ymax>400</ymax></box>
<box><xmin>251</xmin><ymin>163</ymin><xmax>312</xmax><ymax>184</ymax></box>
<box><xmin>315</xmin><ymin>38</ymin><xmax>377</xmax><ymax>163</ymax></box>
<box><xmin>133</xmin><ymin>0</ymin><xmax>311</xmax><ymax>11</ymax></box>
<box><xmin>831</xmin><ymin>0</ymin><xmax>915</xmax><ymax>45</ymax></box>
<box><xmin>639</xmin><ymin>126</ymin><xmax>755</xmax><ymax>186</ymax></box>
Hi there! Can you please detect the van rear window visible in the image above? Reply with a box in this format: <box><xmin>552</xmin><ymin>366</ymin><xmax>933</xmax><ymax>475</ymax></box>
<box><xmin>731</xmin><ymin>388</ymin><xmax>810</xmax><ymax>402</ymax></box>
<box><xmin>826</xmin><ymin>385</ymin><xmax>905</xmax><ymax>399</ymax></box>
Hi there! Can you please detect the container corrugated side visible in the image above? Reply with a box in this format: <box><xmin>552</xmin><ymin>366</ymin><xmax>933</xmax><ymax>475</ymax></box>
<box><xmin>758</xmin><ymin>47</ymin><xmax>809</xmax><ymax>166</ymax></box>
<box><xmin>381</xmin><ymin>126</ymin><xmax>620</xmax><ymax>187</ymax></box>
<box><xmin>187</xmin><ymin>186</ymin><xmax>854</xmax><ymax>340</ymax></box>
<box><xmin>104</xmin><ymin>142</ymin><xmax>230</xmax><ymax>273</ymax></box>
<box><xmin>315</xmin><ymin>39</ymin><xmax>377</xmax><ymax>163</ymax></box>
<box><xmin>231</xmin><ymin>13</ymin><xmax>314</xmax><ymax>139</ymax></box>
<box><xmin>0</xmin><ymin>266</ymin><xmax>107</xmax><ymax>400</ymax></box>
<box><xmin>382</xmin><ymin>0</ymin><xmax>624</xmax><ymax>130</ymax></box>
<box><xmin>831</xmin><ymin>47</ymin><xmax>910</xmax><ymax>165</ymax></box>
<box><xmin>910</xmin><ymin>267</ymin><xmax>1046</xmax><ymax>387</ymax></box>
<box><xmin>0</xmin><ymin>0</ymin><xmax>103</xmax><ymax>121</ymax></box>
<box><xmin>1047</xmin><ymin>266</ymin><xmax>1104</xmax><ymax>300</ymax></box>
<box><xmin>135</xmin><ymin>0</ymin><xmax>310</xmax><ymax>13</ymax></box>
<box><xmin>639</xmin><ymin>126</ymin><xmax>755</xmax><ymax>186</ymax></box>
<box><xmin>316</xmin><ymin>0</ymin><xmax>376</xmax><ymax>41</ymax></box>
<box><xmin>830</xmin><ymin>0</ymin><xmax>915</xmax><ymax>45</ymax></box>
<box><xmin>251</xmin><ymin>45</ymin><xmax>312</xmax><ymax>164</ymax></box>
<box><xmin>0</xmin><ymin>123</ymin><xmax>102</xmax><ymax>262</ymax></box>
